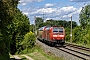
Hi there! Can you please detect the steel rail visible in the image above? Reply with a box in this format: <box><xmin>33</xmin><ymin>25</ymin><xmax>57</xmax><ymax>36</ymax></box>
<box><xmin>56</xmin><ymin>47</ymin><xmax>90</xmax><ymax>60</ymax></box>
<box><xmin>65</xmin><ymin>43</ymin><xmax>90</xmax><ymax>51</ymax></box>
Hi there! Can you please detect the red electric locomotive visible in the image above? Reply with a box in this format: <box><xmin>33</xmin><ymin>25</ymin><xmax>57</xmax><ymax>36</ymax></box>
<box><xmin>37</xmin><ymin>26</ymin><xmax>65</xmax><ymax>46</ymax></box>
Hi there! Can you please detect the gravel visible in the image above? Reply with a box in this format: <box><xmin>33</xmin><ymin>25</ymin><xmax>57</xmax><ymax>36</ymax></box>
<box><xmin>36</xmin><ymin>40</ymin><xmax>83</xmax><ymax>60</ymax></box>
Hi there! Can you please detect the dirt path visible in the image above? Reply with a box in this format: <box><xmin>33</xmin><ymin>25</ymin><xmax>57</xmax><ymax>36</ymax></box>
<box><xmin>13</xmin><ymin>55</ymin><xmax>21</xmax><ymax>60</ymax></box>
<box><xmin>21</xmin><ymin>55</ymin><xmax>34</xmax><ymax>60</ymax></box>
<box><xmin>13</xmin><ymin>55</ymin><xmax>34</xmax><ymax>60</ymax></box>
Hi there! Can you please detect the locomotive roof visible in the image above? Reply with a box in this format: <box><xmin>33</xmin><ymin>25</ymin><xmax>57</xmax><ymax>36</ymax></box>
<box><xmin>38</xmin><ymin>26</ymin><xmax>47</xmax><ymax>30</ymax></box>
<box><xmin>38</xmin><ymin>26</ymin><xmax>64</xmax><ymax>30</ymax></box>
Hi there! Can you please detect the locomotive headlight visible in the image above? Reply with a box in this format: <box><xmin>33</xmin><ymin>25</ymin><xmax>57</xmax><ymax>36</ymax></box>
<box><xmin>60</xmin><ymin>35</ymin><xmax>64</xmax><ymax>37</ymax></box>
<box><xmin>53</xmin><ymin>35</ymin><xmax>57</xmax><ymax>37</ymax></box>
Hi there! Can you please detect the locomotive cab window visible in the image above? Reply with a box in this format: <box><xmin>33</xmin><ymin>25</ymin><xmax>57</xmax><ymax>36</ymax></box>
<box><xmin>46</xmin><ymin>27</ymin><xmax>50</xmax><ymax>30</ymax></box>
<box><xmin>53</xmin><ymin>27</ymin><xmax>63</xmax><ymax>33</ymax></box>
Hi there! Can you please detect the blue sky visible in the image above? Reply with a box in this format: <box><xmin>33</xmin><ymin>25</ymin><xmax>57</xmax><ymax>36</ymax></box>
<box><xmin>18</xmin><ymin>0</ymin><xmax>90</xmax><ymax>25</ymax></box>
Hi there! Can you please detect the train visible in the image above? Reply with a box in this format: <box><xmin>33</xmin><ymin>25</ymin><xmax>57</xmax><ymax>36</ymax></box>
<box><xmin>37</xmin><ymin>26</ymin><xmax>65</xmax><ymax>46</ymax></box>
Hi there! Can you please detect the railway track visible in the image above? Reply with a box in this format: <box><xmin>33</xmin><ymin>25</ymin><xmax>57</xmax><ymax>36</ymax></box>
<box><xmin>36</xmin><ymin>39</ymin><xmax>90</xmax><ymax>60</ymax></box>
<box><xmin>55</xmin><ymin>43</ymin><xmax>90</xmax><ymax>60</ymax></box>
<box><xmin>65</xmin><ymin>43</ymin><xmax>90</xmax><ymax>51</ymax></box>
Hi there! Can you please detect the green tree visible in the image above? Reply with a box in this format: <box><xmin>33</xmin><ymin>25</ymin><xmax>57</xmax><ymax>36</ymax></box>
<box><xmin>79</xmin><ymin>4</ymin><xmax>90</xmax><ymax>29</ymax></box>
<box><xmin>72</xmin><ymin>26</ymin><xmax>90</xmax><ymax>45</ymax></box>
<box><xmin>10</xmin><ymin>9</ymin><xmax>30</xmax><ymax>54</ymax></box>
<box><xmin>77</xmin><ymin>4</ymin><xmax>90</xmax><ymax>46</ymax></box>
<box><xmin>35</xmin><ymin>17</ymin><xmax>43</xmax><ymax>29</ymax></box>
<box><xmin>0</xmin><ymin>0</ymin><xmax>19</xmax><ymax>59</ymax></box>
<box><xmin>72</xmin><ymin>26</ymin><xmax>82</xmax><ymax>43</ymax></box>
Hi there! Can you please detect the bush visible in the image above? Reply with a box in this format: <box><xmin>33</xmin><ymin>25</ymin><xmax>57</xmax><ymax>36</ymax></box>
<box><xmin>65</xmin><ymin>28</ymin><xmax>70</xmax><ymax>42</ymax></box>
<box><xmin>21</xmin><ymin>31</ymin><xmax>36</xmax><ymax>53</ymax></box>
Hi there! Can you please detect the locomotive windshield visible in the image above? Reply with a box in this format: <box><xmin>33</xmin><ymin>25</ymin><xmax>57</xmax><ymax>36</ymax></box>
<box><xmin>53</xmin><ymin>27</ymin><xmax>63</xmax><ymax>33</ymax></box>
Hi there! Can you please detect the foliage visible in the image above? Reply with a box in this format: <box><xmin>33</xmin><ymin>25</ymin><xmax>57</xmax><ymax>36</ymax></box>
<box><xmin>24</xmin><ymin>31</ymin><xmax>36</xmax><ymax>48</ymax></box>
<box><xmin>0</xmin><ymin>0</ymin><xmax>19</xmax><ymax>59</ymax></box>
<box><xmin>28</xmin><ymin>45</ymin><xmax>64</xmax><ymax>60</ymax></box>
<box><xmin>35</xmin><ymin>18</ymin><xmax>77</xmax><ymax>29</ymax></box>
<box><xmin>72</xmin><ymin>26</ymin><xmax>90</xmax><ymax>45</ymax></box>
<box><xmin>72</xmin><ymin>26</ymin><xmax>82</xmax><ymax>43</ymax></box>
<box><xmin>21</xmin><ymin>31</ymin><xmax>36</xmax><ymax>53</ymax></box>
<box><xmin>65</xmin><ymin>28</ymin><xmax>70</xmax><ymax>42</ymax></box>
<box><xmin>30</xmin><ymin>24</ymin><xmax>35</xmax><ymax>32</ymax></box>
<box><xmin>79</xmin><ymin>4</ymin><xmax>90</xmax><ymax>29</ymax></box>
<box><xmin>35</xmin><ymin>17</ymin><xmax>43</xmax><ymax>29</ymax></box>
<box><xmin>10</xmin><ymin>9</ymin><xmax>30</xmax><ymax>54</ymax></box>
<box><xmin>74</xmin><ymin>4</ymin><xmax>90</xmax><ymax>46</ymax></box>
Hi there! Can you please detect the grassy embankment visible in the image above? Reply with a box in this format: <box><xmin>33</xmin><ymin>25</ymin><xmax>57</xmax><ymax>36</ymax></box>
<box><xmin>10</xmin><ymin>44</ymin><xmax>64</xmax><ymax>60</ymax></box>
<box><xmin>27</xmin><ymin>44</ymin><xmax>64</xmax><ymax>60</ymax></box>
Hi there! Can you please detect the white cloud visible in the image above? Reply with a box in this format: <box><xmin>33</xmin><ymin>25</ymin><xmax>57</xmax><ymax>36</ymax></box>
<box><xmin>19</xmin><ymin>0</ymin><xmax>44</xmax><ymax>6</ymax></box>
<box><xmin>30</xmin><ymin>8</ymin><xmax>56</xmax><ymax>15</ymax></box>
<box><xmin>60</xmin><ymin>6</ymin><xmax>77</xmax><ymax>12</ymax></box>
<box><xmin>22</xmin><ymin>3</ymin><xmax>27</xmax><ymax>5</ymax></box>
<box><xmin>45</xmin><ymin>3</ymin><xmax>55</xmax><ymax>7</ymax></box>
<box><xmin>23</xmin><ymin>12</ymin><xmax>29</xmax><ymax>15</ymax></box>
<box><xmin>44</xmin><ymin>18</ymin><xmax>52</xmax><ymax>22</ymax></box>
<box><xmin>43</xmin><ymin>6</ymin><xmax>77</xmax><ymax>16</ymax></box>
<box><xmin>29</xmin><ymin>6</ymin><xmax>81</xmax><ymax>19</ymax></box>
<box><xmin>19</xmin><ymin>4</ymin><xmax>82</xmax><ymax>24</ymax></box>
